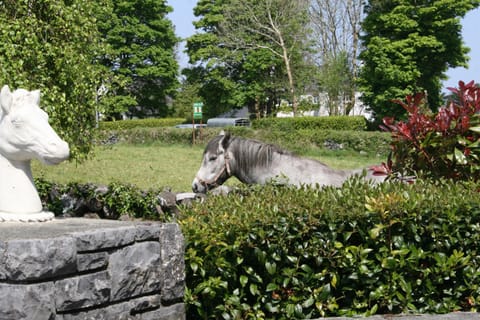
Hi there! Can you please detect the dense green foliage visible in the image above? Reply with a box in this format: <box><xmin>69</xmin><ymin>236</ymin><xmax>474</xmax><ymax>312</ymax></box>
<box><xmin>35</xmin><ymin>175</ymin><xmax>480</xmax><ymax>318</ymax></box>
<box><xmin>97</xmin><ymin>0</ymin><xmax>179</xmax><ymax>119</ymax></box>
<box><xmin>98</xmin><ymin>118</ymin><xmax>185</xmax><ymax>130</ymax></box>
<box><xmin>95</xmin><ymin>126</ymin><xmax>391</xmax><ymax>156</ymax></box>
<box><xmin>379</xmin><ymin>80</ymin><xmax>480</xmax><ymax>181</ymax></box>
<box><xmin>253</xmin><ymin>116</ymin><xmax>367</xmax><ymax>131</ymax></box>
<box><xmin>218</xmin><ymin>0</ymin><xmax>312</xmax><ymax>115</ymax></box>
<box><xmin>185</xmin><ymin>0</ymin><xmax>313</xmax><ymax>118</ymax></box>
<box><xmin>0</xmin><ymin>0</ymin><xmax>108</xmax><ymax>159</ymax></box>
<box><xmin>181</xmin><ymin>179</ymin><xmax>480</xmax><ymax>318</ymax></box>
<box><xmin>184</xmin><ymin>0</ymin><xmax>252</xmax><ymax>118</ymax></box>
<box><xmin>35</xmin><ymin>179</ymin><xmax>171</xmax><ymax>221</ymax></box>
<box><xmin>359</xmin><ymin>0</ymin><xmax>480</xmax><ymax>123</ymax></box>
<box><xmin>0</xmin><ymin>0</ymin><xmax>180</xmax><ymax>158</ymax></box>
<box><xmin>172</xmin><ymin>81</ymin><xmax>203</xmax><ymax>120</ymax></box>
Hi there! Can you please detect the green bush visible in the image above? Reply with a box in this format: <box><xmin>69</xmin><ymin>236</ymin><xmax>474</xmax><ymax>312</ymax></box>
<box><xmin>36</xmin><ymin>176</ymin><xmax>480</xmax><ymax>318</ymax></box>
<box><xmin>96</xmin><ymin>126</ymin><xmax>391</xmax><ymax>156</ymax></box>
<box><xmin>98</xmin><ymin>117</ymin><xmax>186</xmax><ymax>130</ymax></box>
<box><xmin>252</xmin><ymin>116</ymin><xmax>367</xmax><ymax>131</ymax></box>
<box><xmin>264</xmin><ymin>129</ymin><xmax>391</xmax><ymax>155</ymax></box>
<box><xmin>35</xmin><ymin>178</ymin><xmax>173</xmax><ymax>221</ymax></box>
<box><xmin>180</xmin><ymin>179</ymin><xmax>480</xmax><ymax>318</ymax></box>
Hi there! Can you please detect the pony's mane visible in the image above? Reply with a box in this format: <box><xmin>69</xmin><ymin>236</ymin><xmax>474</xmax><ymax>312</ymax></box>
<box><xmin>228</xmin><ymin>136</ymin><xmax>293</xmax><ymax>171</ymax></box>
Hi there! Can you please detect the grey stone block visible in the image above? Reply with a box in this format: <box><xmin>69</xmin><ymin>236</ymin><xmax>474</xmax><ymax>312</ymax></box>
<box><xmin>0</xmin><ymin>282</ymin><xmax>55</xmax><ymax>320</ymax></box>
<box><xmin>135</xmin><ymin>223</ymin><xmax>161</xmax><ymax>242</ymax></box>
<box><xmin>60</xmin><ymin>295</ymin><xmax>162</xmax><ymax>320</ymax></box>
<box><xmin>59</xmin><ymin>302</ymin><xmax>135</xmax><ymax>320</ymax></box>
<box><xmin>4</xmin><ymin>237</ymin><xmax>76</xmax><ymax>281</ymax></box>
<box><xmin>139</xmin><ymin>303</ymin><xmax>185</xmax><ymax>320</ymax></box>
<box><xmin>0</xmin><ymin>219</ymin><xmax>185</xmax><ymax>319</ymax></box>
<box><xmin>160</xmin><ymin>223</ymin><xmax>185</xmax><ymax>302</ymax></box>
<box><xmin>109</xmin><ymin>241</ymin><xmax>162</xmax><ymax>301</ymax></box>
<box><xmin>55</xmin><ymin>271</ymin><xmax>111</xmax><ymax>312</ymax></box>
<box><xmin>77</xmin><ymin>251</ymin><xmax>109</xmax><ymax>272</ymax></box>
<box><xmin>130</xmin><ymin>294</ymin><xmax>162</xmax><ymax>314</ymax></box>
<box><xmin>74</xmin><ymin>226</ymin><xmax>137</xmax><ymax>252</ymax></box>
<box><xmin>0</xmin><ymin>241</ymin><xmax>6</xmax><ymax>280</ymax></box>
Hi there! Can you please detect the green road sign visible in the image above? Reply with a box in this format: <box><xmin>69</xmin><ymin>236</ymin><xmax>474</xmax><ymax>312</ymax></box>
<box><xmin>193</xmin><ymin>102</ymin><xmax>203</xmax><ymax>120</ymax></box>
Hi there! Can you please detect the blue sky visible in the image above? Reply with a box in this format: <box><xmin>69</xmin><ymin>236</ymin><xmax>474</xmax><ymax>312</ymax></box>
<box><xmin>167</xmin><ymin>0</ymin><xmax>479</xmax><ymax>91</ymax></box>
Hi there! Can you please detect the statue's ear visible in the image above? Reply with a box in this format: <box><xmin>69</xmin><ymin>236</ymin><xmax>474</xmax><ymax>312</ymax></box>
<box><xmin>220</xmin><ymin>131</ymin><xmax>231</xmax><ymax>151</ymax></box>
<box><xmin>0</xmin><ymin>85</ymin><xmax>12</xmax><ymax>115</ymax></box>
<box><xmin>30</xmin><ymin>89</ymin><xmax>40</xmax><ymax>105</ymax></box>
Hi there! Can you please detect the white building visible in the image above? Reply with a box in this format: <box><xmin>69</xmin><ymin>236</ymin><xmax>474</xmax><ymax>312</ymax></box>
<box><xmin>277</xmin><ymin>92</ymin><xmax>373</xmax><ymax>120</ymax></box>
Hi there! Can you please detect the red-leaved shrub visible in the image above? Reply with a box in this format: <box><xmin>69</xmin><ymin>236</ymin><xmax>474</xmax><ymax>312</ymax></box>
<box><xmin>378</xmin><ymin>80</ymin><xmax>480</xmax><ymax>181</ymax></box>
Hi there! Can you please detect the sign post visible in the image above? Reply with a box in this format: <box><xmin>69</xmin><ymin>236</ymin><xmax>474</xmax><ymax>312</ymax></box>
<box><xmin>192</xmin><ymin>102</ymin><xmax>203</xmax><ymax>144</ymax></box>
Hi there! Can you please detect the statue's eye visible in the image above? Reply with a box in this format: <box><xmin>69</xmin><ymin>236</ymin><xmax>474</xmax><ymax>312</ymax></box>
<box><xmin>11</xmin><ymin>118</ymin><xmax>22</xmax><ymax>127</ymax></box>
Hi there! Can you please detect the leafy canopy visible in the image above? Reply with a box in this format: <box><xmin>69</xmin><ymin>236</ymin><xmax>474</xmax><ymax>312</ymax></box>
<box><xmin>0</xmin><ymin>0</ymin><xmax>109</xmax><ymax>160</ymax></box>
<box><xmin>359</xmin><ymin>0</ymin><xmax>480</xmax><ymax>124</ymax></box>
<box><xmin>186</xmin><ymin>0</ymin><xmax>313</xmax><ymax>118</ymax></box>
<box><xmin>97</xmin><ymin>0</ymin><xmax>179</xmax><ymax>119</ymax></box>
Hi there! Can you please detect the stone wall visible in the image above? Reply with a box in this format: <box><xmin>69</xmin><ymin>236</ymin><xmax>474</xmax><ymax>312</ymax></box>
<box><xmin>0</xmin><ymin>218</ymin><xmax>185</xmax><ymax>320</ymax></box>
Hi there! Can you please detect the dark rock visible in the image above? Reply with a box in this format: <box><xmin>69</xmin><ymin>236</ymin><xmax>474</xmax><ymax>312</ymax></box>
<box><xmin>0</xmin><ymin>283</ymin><xmax>55</xmax><ymax>320</ymax></box>
<box><xmin>4</xmin><ymin>237</ymin><xmax>76</xmax><ymax>281</ymax></box>
<box><xmin>160</xmin><ymin>224</ymin><xmax>185</xmax><ymax>303</ymax></box>
<box><xmin>55</xmin><ymin>271</ymin><xmax>111</xmax><ymax>312</ymax></box>
<box><xmin>109</xmin><ymin>241</ymin><xmax>162</xmax><ymax>301</ymax></box>
<box><xmin>77</xmin><ymin>252</ymin><xmax>109</xmax><ymax>272</ymax></box>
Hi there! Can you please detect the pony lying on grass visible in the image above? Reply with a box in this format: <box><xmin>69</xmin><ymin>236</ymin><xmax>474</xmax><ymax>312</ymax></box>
<box><xmin>192</xmin><ymin>131</ymin><xmax>386</xmax><ymax>193</ymax></box>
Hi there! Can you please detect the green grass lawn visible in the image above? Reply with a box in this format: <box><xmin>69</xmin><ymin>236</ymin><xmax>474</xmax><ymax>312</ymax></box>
<box><xmin>32</xmin><ymin>143</ymin><xmax>386</xmax><ymax>192</ymax></box>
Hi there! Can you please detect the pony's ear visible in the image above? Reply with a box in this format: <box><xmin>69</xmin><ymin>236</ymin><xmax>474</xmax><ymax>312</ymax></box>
<box><xmin>220</xmin><ymin>131</ymin><xmax>231</xmax><ymax>150</ymax></box>
<box><xmin>219</xmin><ymin>129</ymin><xmax>226</xmax><ymax>136</ymax></box>
<box><xmin>0</xmin><ymin>85</ymin><xmax>13</xmax><ymax>115</ymax></box>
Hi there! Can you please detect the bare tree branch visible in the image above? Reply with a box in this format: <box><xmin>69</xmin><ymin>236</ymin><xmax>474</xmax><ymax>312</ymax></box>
<box><xmin>218</xmin><ymin>0</ymin><xmax>310</xmax><ymax>115</ymax></box>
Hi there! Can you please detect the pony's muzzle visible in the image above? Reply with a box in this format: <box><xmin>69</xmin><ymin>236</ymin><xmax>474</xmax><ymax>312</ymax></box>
<box><xmin>192</xmin><ymin>178</ymin><xmax>207</xmax><ymax>194</ymax></box>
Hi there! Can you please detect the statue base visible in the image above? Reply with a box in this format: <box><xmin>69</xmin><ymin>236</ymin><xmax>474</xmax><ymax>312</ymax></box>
<box><xmin>0</xmin><ymin>211</ymin><xmax>54</xmax><ymax>222</ymax></box>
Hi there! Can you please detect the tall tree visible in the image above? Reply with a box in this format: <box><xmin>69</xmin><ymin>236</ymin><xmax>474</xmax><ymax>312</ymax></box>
<box><xmin>97</xmin><ymin>0</ymin><xmax>179</xmax><ymax>119</ymax></box>
<box><xmin>184</xmin><ymin>0</ymin><xmax>243</xmax><ymax>118</ymax></box>
<box><xmin>359</xmin><ymin>0</ymin><xmax>480</xmax><ymax>124</ymax></box>
<box><xmin>309</xmin><ymin>0</ymin><xmax>363</xmax><ymax>115</ymax></box>
<box><xmin>318</xmin><ymin>51</ymin><xmax>352</xmax><ymax>115</ymax></box>
<box><xmin>219</xmin><ymin>0</ymin><xmax>311</xmax><ymax>115</ymax></box>
<box><xmin>172</xmin><ymin>78</ymin><xmax>202</xmax><ymax>120</ymax></box>
<box><xmin>0</xmin><ymin>0</ymin><xmax>108</xmax><ymax>159</ymax></box>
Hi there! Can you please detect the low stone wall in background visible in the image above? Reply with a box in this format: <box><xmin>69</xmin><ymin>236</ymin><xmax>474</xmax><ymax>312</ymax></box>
<box><xmin>0</xmin><ymin>218</ymin><xmax>185</xmax><ymax>320</ymax></box>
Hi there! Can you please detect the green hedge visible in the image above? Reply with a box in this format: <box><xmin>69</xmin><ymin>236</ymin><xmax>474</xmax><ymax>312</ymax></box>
<box><xmin>36</xmin><ymin>177</ymin><xmax>480</xmax><ymax>318</ymax></box>
<box><xmin>254</xmin><ymin>129</ymin><xmax>391</xmax><ymax>155</ymax></box>
<box><xmin>180</xmin><ymin>179</ymin><xmax>480</xmax><ymax>318</ymax></box>
<box><xmin>252</xmin><ymin>116</ymin><xmax>367</xmax><ymax>131</ymax></box>
<box><xmin>98</xmin><ymin>117</ymin><xmax>186</xmax><ymax>130</ymax></box>
<box><xmin>96</xmin><ymin>126</ymin><xmax>391</xmax><ymax>155</ymax></box>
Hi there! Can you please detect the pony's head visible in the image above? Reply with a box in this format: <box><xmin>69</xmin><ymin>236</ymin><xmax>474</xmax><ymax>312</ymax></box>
<box><xmin>192</xmin><ymin>131</ymin><xmax>233</xmax><ymax>193</ymax></box>
<box><xmin>0</xmin><ymin>85</ymin><xmax>69</xmax><ymax>164</ymax></box>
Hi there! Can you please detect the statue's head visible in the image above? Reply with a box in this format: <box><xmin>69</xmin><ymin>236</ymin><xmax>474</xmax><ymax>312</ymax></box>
<box><xmin>0</xmin><ymin>85</ymin><xmax>69</xmax><ymax>164</ymax></box>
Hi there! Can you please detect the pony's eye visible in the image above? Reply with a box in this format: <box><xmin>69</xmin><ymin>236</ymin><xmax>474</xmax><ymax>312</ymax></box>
<box><xmin>208</xmin><ymin>155</ymin><xmax>218</xmax><ymax>161</ymax></box>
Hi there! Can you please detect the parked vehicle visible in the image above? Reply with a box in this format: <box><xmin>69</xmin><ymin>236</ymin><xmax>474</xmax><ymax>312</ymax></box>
<box><xmin>174</xmin><ymin>124</ymin><xmax>207</xmax><ymax>129</ymax></box>
<box><xmin>206</xmin><ymin>118</ymin><xmax>250</xmax><ymax>127</ymax></box>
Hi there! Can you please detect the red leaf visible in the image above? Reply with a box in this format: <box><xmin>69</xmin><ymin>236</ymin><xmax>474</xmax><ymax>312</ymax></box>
<box><xmin>369</xmin><ymin>162</ymin><xmax>391</xmax><ymax>176</ymax></box>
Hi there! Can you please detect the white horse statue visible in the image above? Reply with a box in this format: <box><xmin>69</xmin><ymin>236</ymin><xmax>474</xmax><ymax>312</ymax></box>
<box><xmin>0</xmin><ymin>85</ymin><xmax>70</xmax><ymax>222</ymax></box>
<box><xmin>192</xmin><ymin>131</ymin><xmax>386</xmax><ymax>193</ymax></box>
